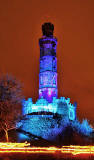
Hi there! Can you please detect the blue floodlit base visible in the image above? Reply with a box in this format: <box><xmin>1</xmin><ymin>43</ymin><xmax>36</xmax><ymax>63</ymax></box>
<box><xmin>18</xmin><ymin>96</ymin><xmax>93</xmax><ymax>141</ymax></box>
<box><xmin>22</xmin><ymin>97</ymin><xmax>77</xmax><ymax>121</ymax></box>
<box><xmin>17</xmin><ymin>115</ymin><xmax>68</xmax><ymax>141</ymax></box>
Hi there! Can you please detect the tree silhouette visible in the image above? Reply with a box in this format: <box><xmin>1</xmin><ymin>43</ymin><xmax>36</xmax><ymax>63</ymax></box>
<box><xmin>0</xmin><ymin>74</ymin><xmax>24</xmax><ymax>141</ymax></box>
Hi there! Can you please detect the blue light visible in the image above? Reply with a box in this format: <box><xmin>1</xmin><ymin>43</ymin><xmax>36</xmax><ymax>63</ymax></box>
<box><xmin>71</xmin><ymin>119</ymin><xmax>93</xmax><ymax>136</ymax></box>
<box><xmin>39</xmin><ymin>35</ymin><xmax>58</xmax><ymax>102</ymax></box>
<box><xmin>22</xmin><ymin>97</ymin><xmax>76</xmax><ymax>120</ymax></box>
<box><xmin>21</xmin><ymin>31</ymin><xmax>76</xmax><ymax>122</ymax></box>
<box><xmin>17</xmin><ymin>23</ymin><xmax>94</xmax><ymax>142</ymax></box>
<box><xmin>48</xmin><ymin>88</ymin><xmax>51</xmax><ymax>96</ymax></box>
<box><xmin>17</xmin><ymin>133</ymin><xmax>30</xmax><ymax>142</ymax></box>
<box><xmin>69</xmin><ymin>108</ymin><xmax>75</xmax><ymax>120</ymax></box>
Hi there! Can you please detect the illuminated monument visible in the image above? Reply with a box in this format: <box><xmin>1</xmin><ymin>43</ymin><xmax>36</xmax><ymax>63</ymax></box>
<box><xmin>18</xmin><ymin>23</ymin><xmax>93</xmax><ymax>141</ymax></box>
<box><xmin>39</xmin><ymin>23</ymin><xmax>57</xmax><ymax>102</ymax></box>
<box><xmin>22</xmin><ymin>23</ymin><xmax>77</xmax><ymax>121</ymax></box>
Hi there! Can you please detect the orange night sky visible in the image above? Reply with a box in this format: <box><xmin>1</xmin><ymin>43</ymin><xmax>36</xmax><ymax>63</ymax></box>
<box><xmin>0</xmin><ymin>0</ymin><xmax>94</xmax><ymax>123</ymax></box>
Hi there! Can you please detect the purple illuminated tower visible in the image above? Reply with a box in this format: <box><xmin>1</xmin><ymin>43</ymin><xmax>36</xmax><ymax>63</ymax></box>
<box><xmin>39</xmin><ymin>23</ymin><xmax>58</xmax><ymax>102</ymax></box>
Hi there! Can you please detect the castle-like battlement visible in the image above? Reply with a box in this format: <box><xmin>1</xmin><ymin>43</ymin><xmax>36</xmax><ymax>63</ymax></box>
<box><xmin>22</xmin><ymin>97</ymin><xmax>76</xmax><ymax>121</ymax></box>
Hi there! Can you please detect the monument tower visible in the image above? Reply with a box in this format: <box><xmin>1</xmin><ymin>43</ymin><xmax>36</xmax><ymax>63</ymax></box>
<box><xmin>22</xmin><ymin>22</ymin><xmax>76</xmax><ymax>121</ymax></box>
<box><xmin>39</xmin><ymin>23</ymin><xmax>58</xmax><ymax>102</ymax></box>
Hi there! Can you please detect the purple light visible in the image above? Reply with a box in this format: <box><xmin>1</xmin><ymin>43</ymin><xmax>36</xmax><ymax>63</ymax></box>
<box><xmin>39</xmin><ymin>33</ymin><xmax>58</xmax><ymax>102</ymax></box>
<box><xmin>39</xmin><ymin>88</ymin><xmax>57</xmax><ymax>102</ymax></box>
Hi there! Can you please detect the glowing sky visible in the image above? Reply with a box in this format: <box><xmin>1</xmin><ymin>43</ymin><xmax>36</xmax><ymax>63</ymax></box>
<box><xmin>0</xmin><ymin>0</ymin><xmax>94</xmax><ymax>122</ymax></box>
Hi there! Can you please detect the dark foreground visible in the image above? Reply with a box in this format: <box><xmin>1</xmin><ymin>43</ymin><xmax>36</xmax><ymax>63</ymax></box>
<box><xmin>0</xmin><ymin>153</ymin><xmax>94</xmax><ymax>160</ymax></box>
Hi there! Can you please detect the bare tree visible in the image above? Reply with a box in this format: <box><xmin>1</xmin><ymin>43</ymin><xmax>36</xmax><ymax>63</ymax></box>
<box><xmin>0</xmin><ymin>74</ymin><xmax>24</xmax><ymax>141</ymax></box>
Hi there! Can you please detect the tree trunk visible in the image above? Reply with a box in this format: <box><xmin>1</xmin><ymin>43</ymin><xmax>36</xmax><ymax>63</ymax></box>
<box><xmin>5</xmin><ymin>130</ymin><xmax>9</xmax><ymax>142</ymax></box>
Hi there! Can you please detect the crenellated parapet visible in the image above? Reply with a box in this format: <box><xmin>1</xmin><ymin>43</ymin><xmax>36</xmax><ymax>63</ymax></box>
<box><xmin>22</xmin><ymin>97</ymin><xmax>77</xmax><ymax>121</ymax></box>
